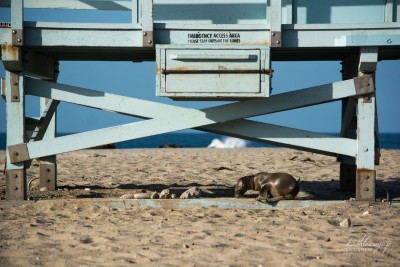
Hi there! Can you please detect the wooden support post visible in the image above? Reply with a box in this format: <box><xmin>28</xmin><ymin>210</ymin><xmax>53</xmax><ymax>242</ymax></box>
<box><xmin>340</xmin><ymin>47</ymin><xmax>378</xmax><ymax>201</ymax></box>
<box><xmin>38</xmin><ymin>98</ymin><xmax>57</xmax><ymax>191</ymax></box>
<box><xmin>141</xmin><ymin>0</ymin><xmax>153</xmax><ymax>47</ymax></box>
<box><xmin>356</xmin><ymin>94</ymin><xmax>376</xmax><ymax>201</ymax></box>
<box><xmin>270</xmin><ymin>0</ymin><xmax>282</xmax><ymax>47</ymax></box>
<box><xmin>356</xmin><ymin>47</ymin><xmax>378</xmax><ymax>201</ymax></box>
<box><xmin>5</xmin><ymin>71</ymin><xmax>26</xmax><ymax>200</ymax></box>
<box><xmin>5</xmin><ymin>0</ymin><xmax>26</xmax><ymax>200</ymax></box>
<box><xmin>38</xmin><ymin>60</ymin><xmax>59</xmax><ymax>191</ymax></box>
<box><xmin>339</xmin><ymin>53</ymin><xmax>358</xmax><ymax>192</ymax></box>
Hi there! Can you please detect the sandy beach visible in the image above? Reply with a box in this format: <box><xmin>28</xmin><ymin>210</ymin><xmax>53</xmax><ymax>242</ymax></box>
<box><xmin>0</xmin><ymin>147</ymin><xmax>399</xmax><ymax>266</ymax></box>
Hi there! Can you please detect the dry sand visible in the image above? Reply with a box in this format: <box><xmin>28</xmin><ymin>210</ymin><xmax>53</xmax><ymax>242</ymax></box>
<box><xmin>0</xmin><ymin>148</ymin><xmax>399</xmax><ymax>266</ymax></box>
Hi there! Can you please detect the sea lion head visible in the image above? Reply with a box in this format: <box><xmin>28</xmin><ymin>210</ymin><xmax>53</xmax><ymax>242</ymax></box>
<box><xmin>234</xmin><ymin>175</ymin><xmax>254</xmax><ymax>197</ymax></box>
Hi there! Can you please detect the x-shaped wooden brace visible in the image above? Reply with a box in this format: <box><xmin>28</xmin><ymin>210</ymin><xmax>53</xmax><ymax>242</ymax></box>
<box><xmin>8</xmin><ymin>75</ymin><xmax>374</xmax><ymax>163</ymax></box>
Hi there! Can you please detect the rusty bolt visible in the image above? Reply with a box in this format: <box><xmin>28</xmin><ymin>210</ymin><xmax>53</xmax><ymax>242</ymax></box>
<box><xmin>17</xmin><ymin>38</ymin><xmax>22</xmax><ymax>43</ymax></box>
<box><xmin>47</xmin><ymin>179</ymin><xmax>51</xmax><ymax>183</ymax></box>
<box><xmin>143</xmin><ymin>32</ymin><xmax>147</xmax><ymax>36</ymax></box>
<box><xmin>148</xmin><ymin>40</ymin><xmax>153</xmax><ymax>44</ymax></box>
<box><xmin>13</xmin><ymin>174</ymin><xmax>18</xmax><ymax>178</ymax></box>
<box><xmin>13</xmin><ymin>95</ymin><xmax>19</xmax><ymax>100</ymax></box>
<box><xmin>276</xmin><ymin>40</ymin><xmax>281</xmax><ymax>44</ymax></box>
<box><xmin>14</xmin><ymin>82</ymin><xmax>18</xmax><ymax>86</ymax></box>
<box><xmin>365</xmin><ymin>175</ymin><xmax>370</xmax><ymax>179</ymax></box>
<box><xmin>14</xmin><ymin>187</ymin><xmax>18</xmax><ymax>190</ymax></box>
<box><xmin>364</xmin><ymin>187</ymin><xmax>369</xmax><ymax>191</ymax></box>
<box><xmin>366</xmin><ymin>83</ymin><xmax>370</xmax><ymax>86</ymax></box>
<box><xmin>12</xmin><ymin>30</ymin><xmax>16</xmax><ymax>34</ymax></box>
<box><xmin>363</xmin><ymin>147</ymin><xmax>369</xmax><ymax>152</ymax></box>
<box><xmin>47</xmin><ymin>168</ymin><xmax>51</xmax><ymax>172</ymax></box>
<box><xmin>13</xmin><ymin>151</ymin><xmax>19</xmax><ymax>156</ymax></box>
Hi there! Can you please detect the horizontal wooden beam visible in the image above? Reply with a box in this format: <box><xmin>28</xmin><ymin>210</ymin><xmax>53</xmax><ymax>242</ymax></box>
<box><xmin>0</xmin><ymin>0</ymin><xmax>132</xmax><ymax>10</ymax></box>
<box><xmin>23</xmin><ymin>50</ymin><xmax>58</xmax><ymax>81</ymax></box>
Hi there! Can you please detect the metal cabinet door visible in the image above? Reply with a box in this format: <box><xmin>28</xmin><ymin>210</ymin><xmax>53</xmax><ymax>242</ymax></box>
<box><xmin>157</xmin><ymin>48</ymin><xmax>270</xmax><ymax>99</ymax></box>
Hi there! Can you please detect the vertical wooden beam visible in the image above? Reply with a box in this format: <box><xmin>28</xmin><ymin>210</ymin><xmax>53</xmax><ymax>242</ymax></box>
<box><xmin>385</xmin><ymin>0</ymin><xmax>394</xmax><ymax>23</ymax></box>
<box><xmin>356</xmin><ymin>95</ymin><xmax>376</xmax><ymax>201</ymax></box>
<box><xmin>270</xmin><ymin>0</ymin><xmax>282</xmax><ymax>47</ymax></box>
<box><xmin>132</xmin><ymin>0</ymin><xmax>139</xmax><ymax>24</ymax></box>
<box><xmin>11</xmin><ymin>0</ymin><xmax>23</xmax><ymax>46</ymax></box>
<box><xmin>1</xmin><ymin>77</ymin><xmax>5</xmax><ymax>100</ymax></box>
<box><xmin>38</xmin><ymin>99</ymin><xmax>57</xmax><ymax>191</ymax></box>
<box><xmin>38</xmin><ymin>60</ymin><xmax>59</xmax><ymax>191</ymax></box>
<box><xmin>141</xmin><ymin>0</ymin><xmax>153</xmax><ymax>47</ymax></box>
<box><xmin>339</xmin><ymin>53</ymin><xmax>358</xmax><ymax>192</ymax></box>
<box><xmin>5</xmin><ymin>71</ymin><xmax>26</xmax><ymax>200</ymax></box>
<box><xmin>356</xmin><ymin>47</ymin><xmax>378</xmax><ymax>201</ymax></box>
<box><xmin>282</xmin><ymin>0</ymin><xmax>293</xmax><ymax>24</ymax></box>
<box><xmin>6</xmin><ymin>0</ymin><xmax>26</xmax><ymax>200</ymax></box>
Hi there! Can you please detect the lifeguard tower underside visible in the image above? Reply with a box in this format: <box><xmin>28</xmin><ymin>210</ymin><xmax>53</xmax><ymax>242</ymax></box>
<box><xmin>1</xmin><ymin>0</ymin><xmax>399</xmax><ymax>201</ymax></box>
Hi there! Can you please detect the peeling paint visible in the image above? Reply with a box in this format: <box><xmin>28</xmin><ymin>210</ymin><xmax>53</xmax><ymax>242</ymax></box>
<box><xmin>1</xmin><ymin>44</ymin><xmax>19</xmax><ymax>61</ymax></box>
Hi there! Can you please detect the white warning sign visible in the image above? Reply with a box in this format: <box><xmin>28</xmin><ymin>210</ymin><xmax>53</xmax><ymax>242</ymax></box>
<box><xmin>187</xmin><ymin>32</ymin><xmax>241</xmax><ymax>44</ymax></box>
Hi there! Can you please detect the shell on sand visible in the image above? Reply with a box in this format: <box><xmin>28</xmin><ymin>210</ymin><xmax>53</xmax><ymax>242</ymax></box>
<box><xmin>159</xmin><ymin>189</ymin><xmax>171</xmax><ymax>199</ymax></box>
<box><xmin>180</xmin><ymin>187</ymin><xmax>201</xmax><ymax>199</ymax></box>
<box><xmin>150</xmin><ymin>192</ymin><xmax>159</xmax><ymax>199</ymax></box>
<box><xmin>120</xmin><ymin>193</ymin><xmax>136</xmax><ymax>199</ymax></box>
<box><xmin>133</xmin><ymin>193</ymin><xmax>151</xmax><ymax>199</ymax></box>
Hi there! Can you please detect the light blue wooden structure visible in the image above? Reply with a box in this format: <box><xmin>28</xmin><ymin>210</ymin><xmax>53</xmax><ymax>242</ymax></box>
<box><xmin>1</xmin><ymin>0</ymin><xmax>399</xmax><ymax>201</ymax></box>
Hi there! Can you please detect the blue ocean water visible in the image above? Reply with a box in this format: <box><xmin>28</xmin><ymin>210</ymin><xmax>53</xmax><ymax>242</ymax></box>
<box><xmin>1</xmin><ymin>132</ymin><xmax>400</xmax><ymax>150</ymax></box>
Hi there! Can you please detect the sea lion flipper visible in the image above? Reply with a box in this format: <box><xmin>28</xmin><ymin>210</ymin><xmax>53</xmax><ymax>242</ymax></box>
<box><xmin>256</xmin><ymin>196</ymin><xmax>281</xmax><ymax>206</ymax></box>
<box><xmin>258</xmin><ymin>183</ymin><xmax>273</xmax><ymax>199</ymax></box>
<box><xmin>266</xmin><ymin>196</ymin><xmax>286</xmax><ymax>202</ymax></box>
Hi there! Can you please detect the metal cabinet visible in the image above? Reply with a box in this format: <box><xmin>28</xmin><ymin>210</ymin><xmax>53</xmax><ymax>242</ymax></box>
<box><xmin>156</xmin><ymin>45</ymin><xmax>271</xmax><ymax>100</ymax></box>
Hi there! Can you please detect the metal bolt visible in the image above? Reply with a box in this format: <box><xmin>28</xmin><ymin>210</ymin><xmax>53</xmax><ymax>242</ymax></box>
<box><xmin>363</xmin><ymin>147</ymin><xmax>368</xmax><ymax>152</ymax></box>
<box><xmin>364</xmin><ymin>187</ymin><xmax>369</xmax><ymax>191</ymax></box>
<box><xmin>47</xmin><ymin>179</ymin><xmax>51</xmax><ymax>183</ymax></box>
<box><xmin>12</xmin><ymin>30</ymin><xmax>16</xmax><ymax>34</ymax></box>
<box><xmin>13</xmin><ymin>95</ymin><xmax>18</xmax><ymax>100</ymax></box>
<box><xmin>17</xmin><ymin>38</ymin><xmax>22</xmax><ymax>42</ymax></box>
<box><xmin>276</xmin><ymin>40</ymin><xmax>280</xmax><ymax>44</ymax></box>
<box><xmin>366</xmin><ymin>83</ymin><xmax>370</xmax><ymax>86</ymax></box>
<box><xmin>47</xmin><ymin>168</ymin><xmax>51</xmax><ymax>172</ymax></box>
<box><xmin>148</xmin><ymin>40</ymin><xmax>153</xmax><ymax>44</ymax></box>
<box><xmin>14</xmin><ymin>187</ymin><xmax>18</xmax><ymax>190</ymax></box>
<box><xmin>271</xmin><ymin>32</ymin><xmax>275</xmax><ymax>36</ymax></box>
<box><xmin>365</xmin><ymin>175</ymin><xmax>370</xmax><ymax>179</ymax></box>
<box><xmin>143</xmin><ymin>32</ymin><xmax>147</xmax><ymax>36</ymax></box>
<box><xmin>14</xmin><ymin>82</ymin><xmax>18</xmax><ymax>86</ymax></box>
<box><xmin>13</xmin><ymin>151</ymin><xmax>19</xmax><ymax>156</ymax></box>
<box><xmin>13</xmin><ymin>174</ymin><xmax>18</xmax><ymax>178</ymax></box>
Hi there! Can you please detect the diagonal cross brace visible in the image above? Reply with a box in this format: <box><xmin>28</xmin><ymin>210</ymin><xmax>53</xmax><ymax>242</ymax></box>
<box><xmin>24</xmin><ymin>75</ymin><xmax>373</xmax><ymax>120</ymax></box>
<box><xmin>202</xmin><ymin>119</ymin><xmax>357</xmax><ymax>157</ymax></box>
<box><xmin>25</xmin><ymin>77</ymin><xmax>359</xmax><ymax>156</ymax></box>
<box><xmin>28</xmin><ymin>99</ymin><xmax>59</xmax><ymax>142</ymax></box>
<box><xmin>8</xmin><ymin>76</ymin><xmax>374</xmax><ymax>163</ymax></box>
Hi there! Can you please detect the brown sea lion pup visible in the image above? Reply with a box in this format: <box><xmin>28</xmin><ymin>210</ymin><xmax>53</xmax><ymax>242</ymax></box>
<box><xmin>234</xmin><ymin>172</ymin><xmax>300</xmax><ymax>203</ymax></box>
